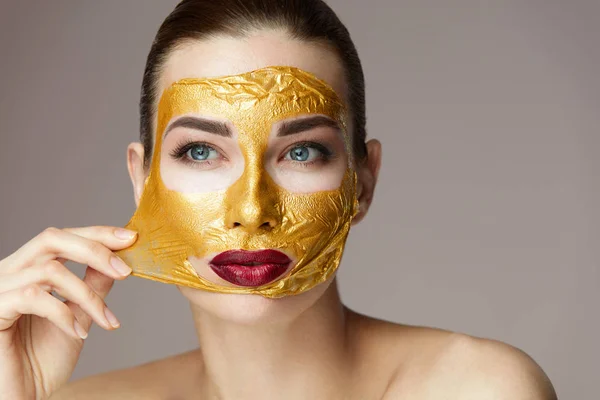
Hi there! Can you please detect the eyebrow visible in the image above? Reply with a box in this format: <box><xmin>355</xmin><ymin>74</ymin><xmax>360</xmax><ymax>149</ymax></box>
<box><xmin>278</xmin><ymin>116</ymin><xmax>341</xmax><ymax>137</ymax></box>
<box><xmin>163</xmin><ymin>115</ymin><xmax>340</xmax><ymax>138</ymax></box>
<box><xmin>164</xmin><ymin>116</ymin><xmax>231</xmax><ymax>138</ymax></box>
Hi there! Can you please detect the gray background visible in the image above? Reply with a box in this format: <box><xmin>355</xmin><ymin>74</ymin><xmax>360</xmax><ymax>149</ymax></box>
<box><xmin>0</xmin><ymin>1</ymin><xmax>598</xmax><ymax>398</ymax></box>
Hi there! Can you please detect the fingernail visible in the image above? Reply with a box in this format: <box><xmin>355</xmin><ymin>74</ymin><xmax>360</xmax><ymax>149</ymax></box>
<box><xmin>74</xmin><ymin>320</ymin><xmax>88</xmax><ymax>339</ymax></box>
<box><xmin>114</xmin><ymin>228</ymin><xmax>137</xmax><ymax>240</ymax></box>
<box><xmin>104</xmin><ymin>307</ymin><xmax>120</xmax><ymax>328</ymax></box>
<box><xmin>110</xmin><ymin>255</ymin><xmax>132</xmax><ymax>276</ymax></box>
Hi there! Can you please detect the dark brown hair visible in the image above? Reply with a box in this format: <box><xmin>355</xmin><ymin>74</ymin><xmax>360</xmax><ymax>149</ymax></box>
<box><xmin>140</xmin><ymin>0</ymin><xmax>367</xmax><ymax>168</ymax></box>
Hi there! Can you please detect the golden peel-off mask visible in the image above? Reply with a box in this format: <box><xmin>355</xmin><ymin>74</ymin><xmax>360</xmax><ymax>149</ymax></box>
<box><xmin>116</xmin><ymin>66</ymin><xmax>359</xmax><ymax>298</ymax></box>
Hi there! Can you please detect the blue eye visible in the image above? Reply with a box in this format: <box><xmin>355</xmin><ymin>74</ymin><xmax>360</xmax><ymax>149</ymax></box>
<box><xmin>188</xmin><ymin>144</ymin><xmax>217</xmax><ymax>161</ymax></box>
<box><xmin>287</xmin><ymin>145</ymin><xmax>323</xmax><ymax>162</ymax></box>
<box><xmin>290</xmin><ymin>146</ymin><xmax>310</xmax><ymax>161</ymax></box>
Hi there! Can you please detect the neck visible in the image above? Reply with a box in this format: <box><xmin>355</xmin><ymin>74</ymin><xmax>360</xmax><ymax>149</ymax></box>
<box><xmin>190</xmin><ymin>279</ymin><xmax>353</xmax><ymax>400</ymax></box>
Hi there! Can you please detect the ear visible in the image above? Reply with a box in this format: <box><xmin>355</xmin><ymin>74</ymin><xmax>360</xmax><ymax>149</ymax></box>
<box><xmin>126</xmin><ymin>142</ymin><xmax>147</xmax><ymax>207</ymax></box>
<box><xmin>352</xmin><ymin>139</ymin><xmax>382</xmax><ymax>225</ymax></box>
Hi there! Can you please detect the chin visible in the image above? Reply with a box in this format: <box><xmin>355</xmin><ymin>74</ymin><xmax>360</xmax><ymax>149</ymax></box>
<box><xmin>177</xmin><ymin>276</ymin><xmax>335</xmax><ymax>326</ymax></box>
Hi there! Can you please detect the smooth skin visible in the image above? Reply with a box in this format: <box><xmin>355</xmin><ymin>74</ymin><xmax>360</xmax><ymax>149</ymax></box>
<box><xmin>1</xmin><ymin>29</ymin><xmax>557</xmax><ymax>400</ymax></box>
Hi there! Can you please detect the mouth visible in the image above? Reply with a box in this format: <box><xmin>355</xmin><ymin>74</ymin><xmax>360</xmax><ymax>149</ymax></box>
<box><xmin>209</xmin><ymin>249</ymin><xmax>292</xmax><ymax>287</ymax></box>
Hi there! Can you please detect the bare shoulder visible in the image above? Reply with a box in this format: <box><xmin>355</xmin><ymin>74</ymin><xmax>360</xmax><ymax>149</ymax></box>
<box><xmin>50</xmin><ymin>350</ymin><xmax>203</xmax><ymax>400</ymax></box>
<box><xmin>466</xmin><ymin>335</ymin><xmax>554</xmax><ymax>395</ymax></box>
<box><xmin>418</xmin><ymin>333</ymin><xmax>557</xmax><ymax>399</ymax></box>
<box><xmin>377</xmin><ymin>321</ymin><xmax>556</xmax><ymax>398</ymax></box>
<box><xmin>345</xmin><ymin>310</ymin><xmax>556</xmax><ymax>399</ymax></box>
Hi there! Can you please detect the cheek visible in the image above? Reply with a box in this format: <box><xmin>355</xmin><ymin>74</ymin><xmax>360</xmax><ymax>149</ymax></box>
<box><xmin>269</xmin><ymin>162</ymin><xmax>347</xmax><ymax>193</ymax></box>
<box><xmin>160</xmin><ymin>158</ymin><xmax>230</xmax><ymax>193</ymax></box>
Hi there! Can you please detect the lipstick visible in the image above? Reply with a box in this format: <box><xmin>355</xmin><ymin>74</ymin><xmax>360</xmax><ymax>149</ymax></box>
<box><xmin>209</xmin><ymin>249</ymin><xmax>291</xmax><ymax>287</ymax></box>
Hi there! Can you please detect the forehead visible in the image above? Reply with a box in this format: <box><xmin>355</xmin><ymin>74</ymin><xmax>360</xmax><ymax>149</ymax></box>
<box><xmin>158</xmin><ymin>30</ymin><xmax>348</xmax><ymax>107</ymax></box>
<box><xmin>158</xmin><ymin>66</ymin><xmax>348</xmax><ymax>132</ymax></box>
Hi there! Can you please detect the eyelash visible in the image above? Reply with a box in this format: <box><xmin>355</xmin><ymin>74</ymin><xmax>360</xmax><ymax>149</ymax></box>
<box><xmin>168</xmin><ymin>140</ymin><xmax>335</xmax><ymax>167</ymax></box>
<box><xmin>282</xmin><ymin>141</ymin><xmax>334</xmax><ymax>167</ymax></box>
<box><xmin>169</xmin><ymin>139</ymin><xmax>221</xmax><ymax>168</ymax></box>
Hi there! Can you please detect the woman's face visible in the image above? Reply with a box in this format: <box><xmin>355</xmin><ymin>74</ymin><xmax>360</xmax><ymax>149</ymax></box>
<box><xmin>128</xmin><ymin>30</ymin><xmax>366</xmax><ymax>323</ymax></box>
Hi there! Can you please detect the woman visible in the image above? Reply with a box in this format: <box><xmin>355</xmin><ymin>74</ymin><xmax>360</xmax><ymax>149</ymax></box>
<box><xmin>0</xmin><ymin>0</ymin><xmax>557</xmax><ymax>399</ymax></box>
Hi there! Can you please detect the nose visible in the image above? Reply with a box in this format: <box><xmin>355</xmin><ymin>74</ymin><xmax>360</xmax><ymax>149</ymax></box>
<box><xmin>224</xmin><ymin>168</ymin><xmax>281</xmax><ymax>233</ymax></box>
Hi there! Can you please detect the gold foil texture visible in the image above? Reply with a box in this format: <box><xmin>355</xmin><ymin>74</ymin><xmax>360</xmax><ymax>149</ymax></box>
<box><xmin>116</xmin><ymin>66</ymin><xmax>358</xmax><ymax>298</ymax></box>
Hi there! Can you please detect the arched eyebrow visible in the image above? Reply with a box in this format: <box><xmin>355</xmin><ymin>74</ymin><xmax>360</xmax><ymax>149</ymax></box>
<box><xmin>277</xmin><ymin>116</ymin><xmax>341</xmax><ymax>137</ymax></box>
<box><xmin>164</xmin><ymin>116</ymin><xmax>231</xmax><ymax>138</ymax></box>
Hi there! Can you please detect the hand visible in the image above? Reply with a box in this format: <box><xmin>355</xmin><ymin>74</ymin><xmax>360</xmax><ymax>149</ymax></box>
<box><xmin>0</xmin><ymin>226</ymin><xmax>137</xmax><ymax>400</ymax></box>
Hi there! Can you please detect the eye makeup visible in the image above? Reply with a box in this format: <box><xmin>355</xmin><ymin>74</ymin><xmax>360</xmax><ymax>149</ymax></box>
<box><xmin>280</xmin><ymin>141</ymin><xmax>336</xmax><ymax>168</ymax></box>
<box><xmin>168</xmin><ymin>139</ymin><xmax>226</xmax><ymax>168</ymax></box>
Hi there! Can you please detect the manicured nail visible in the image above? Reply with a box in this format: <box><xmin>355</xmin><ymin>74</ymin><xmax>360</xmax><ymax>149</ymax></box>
<box><xmin>114</xmin><ymin>228</ymin><xmax>137</xmax><ymax>240</ymax></box>
<box><xmin>104</xmin><ymin>307</ymin><xmax>121</xmax><ymax>328</ymax></box>
<box><xmin>110</xmin><ymin>255</ymin><xmax>132</xmax><ymax>276</ymax></box>
<box><xmin>74</xmin><ymin>320</ymin><xmax>88</xmax><ymax>339</ymax></box>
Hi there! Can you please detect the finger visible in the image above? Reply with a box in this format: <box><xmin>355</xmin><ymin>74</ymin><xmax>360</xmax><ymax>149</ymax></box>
<box><xmin>2</xmin><ymin>226</ymin><xmax>137</xmax><ymax>275</ymax></box>
<box><xmin>0</xmin><ymin>261</ymin><xmax>118</xmax><ymax>331</ymax></box>
<box><xmin>66</xmin><ymin>266</ymin><xmax>118</xmax><ymax>331</ymax></box>
<box><xmin>81</xmin><ymin>265</ymin><xmax>116</xmax><ymax>299</ymax></box>
<box><xmin>6</xmin><ymin>227</ymin><xmax>135</xmax><ymax>279</ymax></box>
<box><xmin>0</xmin><ymin>284</ymin><xmax>85</xmax><ymax>340</ymax></box>
<box><xmin>63</xmin><ymin>226</ymin><xmax>138</xmax><ymax>250</ymax></box>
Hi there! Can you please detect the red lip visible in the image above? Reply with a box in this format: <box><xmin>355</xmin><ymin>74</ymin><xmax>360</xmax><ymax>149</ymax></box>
<box><xmin>209</xmin><ymin>250</ymin><xmax>292</xmax><ymax>287</ymax></box>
